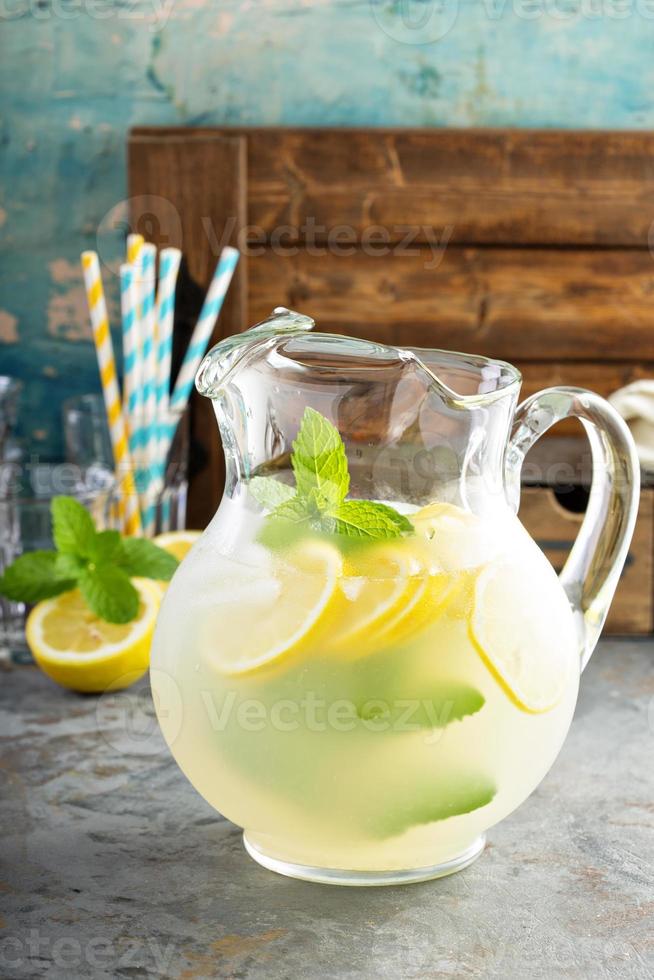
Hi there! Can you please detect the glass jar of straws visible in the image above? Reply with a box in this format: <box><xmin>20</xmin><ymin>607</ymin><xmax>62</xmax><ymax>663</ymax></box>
<box><xmin>63</xmin><ymin>393</ymin><xmax>189</xmax><ymax>536</ymax></box>
<box><xmin>81</xmin><ymin>235</ymin><xmax>239</xmax><ymax>538</ymax></box>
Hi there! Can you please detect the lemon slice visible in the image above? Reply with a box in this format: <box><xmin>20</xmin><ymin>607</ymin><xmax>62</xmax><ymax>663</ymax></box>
<box><xmin>379</xmin><ymin>569</ymin><xmax>474</xmax><ymax>646</ymax></box>
<box><xmin>469</xmin><ymin>561</ymin><xmax>574</xmax><ymax>713</ymax></box>
<box><xmin>26</xmin><ymin>579</ymin><xmax>161</xmax><ymax>693</ymax></box>
<box><xmin>154</xmin><ymin>530</ymin><xmax>201</xmax><ymax>561</ymax></box>
<box><xmin>330</xmin><ymin>543</ymin><xmax>424</xmax><ymax>652</ymax></box>
<box><xmin>203</xmin><ymin>539</ymin><xmax>342</xmax><ymax>675</ymax></box>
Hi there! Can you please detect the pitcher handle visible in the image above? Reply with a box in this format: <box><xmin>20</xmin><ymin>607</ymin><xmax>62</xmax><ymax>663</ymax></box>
<box><xmin>505</xmin><ymin>386</ymin><xmax>640</xmax><ymax>670</ymax></box>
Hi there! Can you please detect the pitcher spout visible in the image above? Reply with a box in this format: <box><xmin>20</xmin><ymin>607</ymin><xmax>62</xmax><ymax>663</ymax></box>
<box><xmin>195</xmin><ymin>307</ymin><xmax>315</xmax><ymax>398</ymax></box>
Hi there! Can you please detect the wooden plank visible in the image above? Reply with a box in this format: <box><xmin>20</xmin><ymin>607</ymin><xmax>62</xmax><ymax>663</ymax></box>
<box><xmin>128</xmin><ymin>132</ymin><xmax>248</xmax><ymax>528</ymax></box>
<box><xmin>518</xmin><ymin>361</ymin><xmax>654</xmax><ymax>401</ymax></box>
<box><xmin>517</xmin><ymin>363</ymin><xmax>654</xmax><ymax>438</ymax></box>
<box><xmin>520</xmin><ymin>487</ymin><xmax>654</xmax><ymax>635</ymax></box>
<box><xmin>248</xmin><ymin>246</ymin><xmax>654</xmax><ymax>361</ymax></box>
<box><xmin>132</xmin><ymin>127</ymin><xmax>654</xmax><ymax>246</ymax></box>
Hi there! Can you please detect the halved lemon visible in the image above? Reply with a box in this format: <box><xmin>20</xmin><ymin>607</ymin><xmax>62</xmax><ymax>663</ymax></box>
<box><xmin>26</xmin><ymin>579</ymin><xmax>162</xmax><ymax>693</ymax></box>
<box><xmin>202</xmin><ymin>538</ymin><xmax>342</xmax><ymax>675</ymax></box>
<box><xmin>153</xmin><ymin>530</ymin><xmax>201</xmax><ymax>561</ymax></box>
<box><xmin>469</xmin><ymin>561</ymin><xmax>574</xmax><ymax>713</ymax></box>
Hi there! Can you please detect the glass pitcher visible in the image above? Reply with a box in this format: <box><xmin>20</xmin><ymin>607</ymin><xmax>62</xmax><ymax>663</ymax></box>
<box><xmin>151</xmin><ymin>308</ymin><xmax>639</xmax><ymax>886</ymax></box>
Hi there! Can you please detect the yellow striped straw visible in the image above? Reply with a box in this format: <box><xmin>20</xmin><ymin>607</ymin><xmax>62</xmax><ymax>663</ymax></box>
<box><xmin>126</xmin><ymin>233</ymin><xmax>144</xmax><ymax>265</ymax></box>
<box><xmin>81</xmin><ymin>251</ymin><xmax>142</xmax><ymax>537</ymax></box>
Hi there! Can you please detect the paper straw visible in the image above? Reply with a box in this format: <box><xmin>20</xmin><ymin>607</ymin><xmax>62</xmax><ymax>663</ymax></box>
<box><xmin>124</xmin><ymin>235</ymin><xmax>145</xmax><ymax>500</ymax></box>
<box><xmin>135</xmin><ymin>243</ymin><xmax>158</xmax><ymax>535</ymax></box>
<box><xmin>124</xmin><ymin>233</ymin><xmax>144</xmax><ymax>460</ymax></box>
<box><xmin>119</xmin><ymin>263</ymin><xmax>140</xmax><ymax>421</ymax></box>
<box><xmin>150</xmin><ymin>247</ymin><xmax>182</xmax><ymax>525</ymax></box>
<box><xmin>170</xmin><ymin>246</ymin><xmax>239</xmax><ymax>416</ymax></box>
<box><xmin>156</xmin><ymin>248</ymin><xmax>182</xmax><ymax>427</ymax></box>
<box><xmin>81</xmin><ymin>251</ymin><xmax>142</xmax><ymax>537</ymax></box>
<box><xmin>155</xmin><ymin>247</ymin><xmax>239</xmax><ymax>488</ymax></box>
<box><xmin>119</xmin><ymin>261</ymin><xmax>146</xmax><ymax>529</ymax></box>
<box><xmin>126</xmin><ymin>233</ymin><xmax>144</xmax><ymax>265</ymax></box>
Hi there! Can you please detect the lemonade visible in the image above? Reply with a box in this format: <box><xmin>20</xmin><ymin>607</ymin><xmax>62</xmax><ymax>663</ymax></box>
<box><xmin>151</xmin><ymin>497</ymin><xmax>580</xmax><ymax>879</ymax></box>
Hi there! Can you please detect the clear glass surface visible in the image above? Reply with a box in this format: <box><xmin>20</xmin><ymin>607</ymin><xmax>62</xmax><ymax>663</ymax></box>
<box><xmin>63</xmin><ymin>392</ymin><xmax>114</xmax><ymax>470</ymax></box>
<box><xmin>151</xmin><ymin>308</ymin><xmax>640</xmax><ymax>884</ymax></box>
<box><xmin>0</xmin><ymin>376</ymin><xmax>21</xmax><ymax>461</ymax></box>
<box><xmin>0</xmin><ymin>461</ymin><xmax>118</xmax><ymax>662</ymax></box>
<box><xmin>63</xmin><ymin>392</ymin><xmax>189</xmax><ymax>536</ymax></box>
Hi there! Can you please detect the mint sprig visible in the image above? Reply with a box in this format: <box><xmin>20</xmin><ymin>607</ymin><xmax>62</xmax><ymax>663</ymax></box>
<box><xmin>0</xmin><ymin>496</ymin><xmax>180</xmax><ymax>624</ymax></box>
<box><xmin>250</xmin><ymin>408</ymin><xmax>413</xmax><ymax>542</ymax></box>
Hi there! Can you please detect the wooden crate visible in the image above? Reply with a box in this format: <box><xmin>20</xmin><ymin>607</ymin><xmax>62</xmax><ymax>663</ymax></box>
<box><xmin>519</xmin><ymin>486</ymin><xmax>654</xmax><ymax>635</ymax></box>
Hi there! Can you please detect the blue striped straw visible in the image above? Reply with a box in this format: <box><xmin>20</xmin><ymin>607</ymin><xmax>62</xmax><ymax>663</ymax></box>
<box><xmin>136</xmin><ymin>243</ymin><xmax>158</xmax><ymax>534</ymax></box>
<box><xmin>156</xmin><ymin>249</ymin><xmax>181</xmax><ymax>414</ymax></box>
<box><xmin>120</xmin><ymin>263</ymin><xmax>140</xmax><ymax>423</ymax></box>
<box><xmin>157</xmin><ymin>247</ymin><xmax>239</xmax><ymax>471</ymax></box>
<box><xmin>155</xmin><ymin>248</ymin><xmax>182</xmax><ymax>474</ymax></box>
<box><xmin>119</xmin><ymin>262</ymin><xmax>145</xmax><ymax>526</ymax></box>
<box><xmin>170</xmin><ymin>247</ymin><xmax>239</xmax><ymax>416</ymax></box>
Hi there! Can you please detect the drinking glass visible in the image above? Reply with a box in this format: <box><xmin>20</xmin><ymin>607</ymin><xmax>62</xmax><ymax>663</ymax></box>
<box><xmin>63</xmin><ymin>394</ymin><xmax>189</xmax><ymax>535</ymax></box>
<box><xmin>63</xmin><ymin>393</ymin><xmax>114</xmax><ymax>470</ymax></box>
<box><xmin>0</xmin><ymin>377</ymin><xmax>21</xmax><ymax>460</ymax></box>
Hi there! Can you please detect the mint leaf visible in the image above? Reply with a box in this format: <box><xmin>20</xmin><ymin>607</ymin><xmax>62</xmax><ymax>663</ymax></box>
<box><xmin>357</xmin><ymin>685</ymin><xmax>485</xmax><ymax>730</ymax></box>
<box><xmin>255</xmin><ymin>408</ymin><xmax>415</xmax><ymax>546</ymax></box>
<box><xmin>369</xmin><ymin>774</ymin><xmax>496</xmax><ymax>839</ymax></box>
<box><xmin>292</xmin><ymin>408</ymin><xmax>349</xmax><ymax>510</ymax></box>
<box><xmin>52</xmin><ymin>495</ymin><xmax>96</xmax><ymax>557</ymax></box>
<box><xmin>117</xmin><ymin>537</ymin><xmax>179</xmax><ymax>581</ymax></box>
<box><xmin>271</xmin><ymin>496</ymin><xmax>312</xmax><ymax>524</ymax></box>
<box><xmin>0</xmin><ymin>551</ymin><xmax>76</xmax><ymax>604</ymax></box>
<box><xmin>257</xmin><ymin>497</ymin><xmax>312</xmax><ymax>550</ymax></box>
<box><xmin>55</xmin><ymin>552</ymin><xmax>87</xmax><ymax>581</ymax></box>
<box><xmin>79</xmin><ymin>565</ymin><xmax>139</xmax><ymax>624</ymax></box>
<box><xmin>329</xmin><ymin>500</ymin><xmax>413</xmax><ymax>539</ymax></box>
<box><xmin>249</xmin><ymin>477</ymin><xmax>295</xmax><ymax>510</ymax></box>
<box><xmin>89</xmin><ymin>529</ymin><xmax>122</xmax><ymax>564</ymax></box>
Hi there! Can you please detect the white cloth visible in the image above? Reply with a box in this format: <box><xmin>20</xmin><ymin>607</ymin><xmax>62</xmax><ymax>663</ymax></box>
<box><xmin>609</xmin><ymin>381</ymin><xmax>654</xmax><ymax>471</ymax></box>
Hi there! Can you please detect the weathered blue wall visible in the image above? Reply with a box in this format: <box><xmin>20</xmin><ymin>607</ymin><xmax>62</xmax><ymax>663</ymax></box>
<box><xmin>2</xmin><ymin>0</ymin><xmax>654</xmax><ymax>456</ymax></box>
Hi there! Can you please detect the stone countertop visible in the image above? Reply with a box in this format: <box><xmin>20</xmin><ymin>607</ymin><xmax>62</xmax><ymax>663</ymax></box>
<box><xmin>1</xmin><ymin>640</ymin><xmax>653</xmax><ymax>980</ymax></box>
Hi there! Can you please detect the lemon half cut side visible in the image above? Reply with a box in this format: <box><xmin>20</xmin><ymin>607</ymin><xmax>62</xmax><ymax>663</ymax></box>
<box><xmin>26</xmin><ymin>578</ymin><xmax>162</xmax><ymax>693</ymax></box>
<box><xmin>153</xmin><ymin>530</ymin><xmax>201</xmax><ymax>562</ymax></box>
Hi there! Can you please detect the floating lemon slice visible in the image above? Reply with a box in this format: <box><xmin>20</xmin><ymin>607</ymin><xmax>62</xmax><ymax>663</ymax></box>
<box><xmin>26</xmin><ymin>579</ymin><xmax>161</xmax><ymax>693</ymax></box>
<box><xmin>153</xmin><ymin>530</ymin><xmax>201</xmax><ymax>561</ymax></box>
<box><xmin>469</xmin><ymin>561</ymin><xmax>574</xmax><ymax>713</ymax></box>
<box><xmin>203</xmin><ymin>539</ymin><xmax>343</xmax><ymax>675</ymax></box>
<box><xmin>330</xmin><ymin>543</ymin><xmax>425</xmax><ymax>652</ymax></box>
<box><xmin>379</xmin><ymin>569</ymin><xmax>474</xmax><ymax>647</ymax></box>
